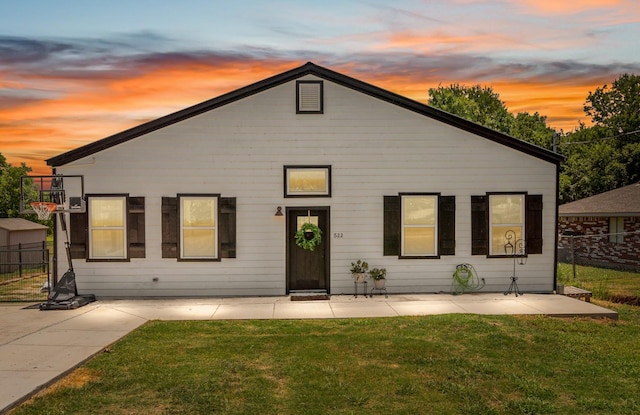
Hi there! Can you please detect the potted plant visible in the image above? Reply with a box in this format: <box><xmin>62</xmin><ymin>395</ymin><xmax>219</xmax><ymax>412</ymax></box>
<box><xmin>350</xmin><ymin>260</ymin><xmax>369</xmax><ymax>283</ymax></box>
<box><xmin>368</xmin><ymin>267</ymin><xmax>387</xmax><ymax>289</ymax></box>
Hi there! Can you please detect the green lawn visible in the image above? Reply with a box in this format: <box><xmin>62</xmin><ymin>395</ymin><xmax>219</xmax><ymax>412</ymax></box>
<box><xmin>11</xmin><ymin>306</ymin><xmax>640</xmax><ymax>415</ymax></box>
<box><xmin>558</xmin><ymin>263</ymin><xmax>640</xmax><ymax>302</ymax></box>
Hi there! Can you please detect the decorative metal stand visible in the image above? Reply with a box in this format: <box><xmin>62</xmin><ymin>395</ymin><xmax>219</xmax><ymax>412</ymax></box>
<box><xmin>354</xmin><ymin>280</ymin><xmax>367</xmax><ymax>298</ymax></box>
<box><xmin>503</xmin><ymin>230</ymin><xmax>526</xmax><ymax>297</ymax></box>
<box><xmin>370</xmin><ymin>285</ymin><xmax>388</xmax><ymax>298</ymax></box>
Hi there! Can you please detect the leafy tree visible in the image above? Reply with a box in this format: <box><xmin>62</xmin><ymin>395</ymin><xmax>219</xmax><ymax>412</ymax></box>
<box><xmin>583</xmin><ymin>73</ymin><xmax>640</xmax><ymax>185</ymax></box>
<box><xmin>0</xmin><ymin>153</ymin><xmax>32</xmax><ymax>218</ymax></box>
<box><xmin>428</xmin><ymin>84</ymin><xmax>515</xmax><ymax>134</ymax></box>
<box><xmin>559</xmin><ymin>124</ymin><xmax>626</xmax><ymax>203</ymax></box>
<box><xmin>509</xmin><ymin>112</ymin><xmax>556</xmax><ymax>150</ymax></box>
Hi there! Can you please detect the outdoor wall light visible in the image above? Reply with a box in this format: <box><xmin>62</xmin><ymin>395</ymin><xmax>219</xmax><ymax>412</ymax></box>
<box><xmin>275</xmin><ymin>206</ymin><xmax>284</xmax><ymax>216</ymax></box>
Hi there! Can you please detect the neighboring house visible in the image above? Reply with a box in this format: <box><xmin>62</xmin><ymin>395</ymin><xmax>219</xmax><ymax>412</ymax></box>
<box><xmin>559</xmin><ymin>182</ymin><xmax>640</xmax><ymax>271</ymax></box>
<box><xmin>0</xmin><ymin>218</ymin><xmax>48</xmax><ymax>273</ymax></box>
<box><xmin>45</xmin><ymin>62</ymin><xmax>563</xmax><ymax>298</ymax></box>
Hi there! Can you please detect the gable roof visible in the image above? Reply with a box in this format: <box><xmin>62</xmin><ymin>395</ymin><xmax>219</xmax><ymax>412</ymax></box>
<box><xmin>46</xmin><ymin>62</ymin><xmax>564</xmax><ymax>167</ymax></box>
<box><xmin>559</xmin><ymin>182</ymin><xmax>640</xmax><ymax>216</ymax></box>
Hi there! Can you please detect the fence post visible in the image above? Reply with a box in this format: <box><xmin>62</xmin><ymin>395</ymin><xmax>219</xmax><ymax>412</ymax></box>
<box><xmin>18</xmin><ymin>242</ymin><xmax>23</xmax><ymax>279</ymax></box>
<box><xmin>570</xmin><ymin>235</ymin><xmax>576</xmax><ymax>280</ymax></box>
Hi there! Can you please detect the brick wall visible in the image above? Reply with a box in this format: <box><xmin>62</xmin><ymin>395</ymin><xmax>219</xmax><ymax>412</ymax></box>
<box><xmin>558</xmin><ymin>216</ymin><xmax>640</xmax><ymax>271</ymax></box>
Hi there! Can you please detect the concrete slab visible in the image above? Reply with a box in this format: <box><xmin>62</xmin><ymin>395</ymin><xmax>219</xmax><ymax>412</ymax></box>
<box><xmin>329</xmin><ymin>301</ymin><xmax>398</xmax><ymax>318</ymax></box>
<box><xmin>273</xmin><ymin>301</ymin><xmax>335</xmax><ymax>319</ymax></box>
<box><xmin>211</xmin><ymin>303</ymin><xmax>275</xmax><ymax>320</ymax></box>
<box><xmin>389</xmin><ymin>300</ymin><xmax>467</xmax><ymax>315</ymax></box>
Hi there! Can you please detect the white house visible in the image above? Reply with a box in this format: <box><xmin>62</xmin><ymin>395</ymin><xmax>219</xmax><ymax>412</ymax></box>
<box><xmin>46</xmin><ymin>62</ymin><xmax>563</xmax><ymax>298</ymax></box>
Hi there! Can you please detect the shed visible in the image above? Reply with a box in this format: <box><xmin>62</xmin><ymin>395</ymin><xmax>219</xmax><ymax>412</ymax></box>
<box><xmin>0</xmin><ymin>218</ymin><xmax>48</xmax><ymax>273</ymax></box>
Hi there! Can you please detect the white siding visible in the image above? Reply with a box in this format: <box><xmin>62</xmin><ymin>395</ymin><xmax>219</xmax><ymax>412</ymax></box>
<box><xmin>56</xmin><ymin>75</ymin><xmax>558</xmax><ymax>297</ymax></box>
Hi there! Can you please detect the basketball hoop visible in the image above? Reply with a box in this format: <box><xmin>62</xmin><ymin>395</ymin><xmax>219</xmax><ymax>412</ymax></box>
<box><xmin>30</xmin><ymin>201</ymin><xmax>58</xmax><ymax>220</ymax></box>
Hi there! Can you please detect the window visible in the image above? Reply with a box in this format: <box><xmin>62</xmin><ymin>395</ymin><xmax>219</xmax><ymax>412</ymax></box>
<box><xmin>402</xmin><ymin>195</ymin><xmax>438</xmax><ymax>256</ymax></box>
<box><xmin>284</xmin><ymin>166</ymin><xmax>331</xmax><ymax>197</ymax></box>
<box><xmin>489</xmin><ymin>194</ymin><xmax>524</xmax><ymax>256</ymax></box>
<box><xmin>69</xmin><ymin>195</ymin><xmax>145</xmax><ymax>261</ymax></box>
<box><xmin>161</xmin><ymin>195</ymin><xmax>236</xmax><ymax>260</ymax></box>
<box><xmin>296</xmin><ymin>80</ymin><xmax>323</xmax><ymax>113</ymax></box>
<box><xmin>471</xmin><ymin>193</ymin><xmax>543</xmax><ymax>256</ymax></box>
<box><xmin>88</xmin><ymin>196</ymin><xmax>127</xmax><ymax>259</ymax></box>
<box><xmin>383</xmin><ymin>194</ymin><xmax>455</xmax><ymax>257</ymax></box>
<box><xmin>609</xmin><ymin>217</ymin><xmax>624</xmax><ymax>243</ymax></box>
<box><xmin>180</xmin><ymin>195</ymin><xmax>217</xmax><ymax>259</ymax></box>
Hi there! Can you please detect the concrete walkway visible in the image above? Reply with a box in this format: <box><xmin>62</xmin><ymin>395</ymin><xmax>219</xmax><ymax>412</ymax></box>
<box><xmin>0</xmin><ymin>293</ymin><xmax>617</xmax><ymax>413</ymax></box>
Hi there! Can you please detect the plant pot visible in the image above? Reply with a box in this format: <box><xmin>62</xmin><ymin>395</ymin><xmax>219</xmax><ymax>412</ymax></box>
<box><xmin>353</xmin><ymin>273</ymin><xmax>366</xmax><ymax>283</ymax></box>
<box><xmin>373</xmin><ymin>279</ymin><xmax>386</xmax><ymax>289</ymax></box>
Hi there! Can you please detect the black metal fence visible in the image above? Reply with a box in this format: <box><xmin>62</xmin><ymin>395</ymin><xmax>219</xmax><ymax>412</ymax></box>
<box><xmin>0</xmin><ymin>241</ymin><xmax>51</xmax><ymax>302</ymax></box>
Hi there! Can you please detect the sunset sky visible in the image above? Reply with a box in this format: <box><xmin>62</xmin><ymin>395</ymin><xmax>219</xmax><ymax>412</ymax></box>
<box><xmin>1</xmin><ymin>0</ymin><xmax>639</xmax><ymax>175</ymax></box>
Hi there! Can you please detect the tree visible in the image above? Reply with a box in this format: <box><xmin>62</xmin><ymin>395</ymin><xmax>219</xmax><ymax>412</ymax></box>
<box><xmin>509</xmin><ymin>112</ymin><xmax>556</xmax><ymax>150</ymax></box>
<box><xmin>0</xmin><ymin>153</ymin><xmax>32</xmax><ymax>218</ymax></box>
<box><xmin>559</xmin><ymin>124</ymin><xmax>626</xmax><ymax>203</ymax></box>
<box><xmin>583</xmin><ymin>73</ymin><xmax>640</xmax><ymax>184</ymax></box>
<box><xmin>428</xmin><ymin>84</ymin><xmax>514</xmax><ymax>134</ymax></box>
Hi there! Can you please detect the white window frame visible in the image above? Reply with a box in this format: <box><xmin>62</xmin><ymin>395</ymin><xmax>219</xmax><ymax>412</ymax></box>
<box><xmin>609</xmin><ymin>217</ymin><xmax>624</xmax><ymax>243</ymax></box>
<box><xmin>401</xmin><ymin>194</ymin><xmax>438</xmax><ymax>257</ymax></box>
<box><xmin>179</xmin><ymin>195</ymin><xmax>218</xmax><ymax>260</ymax></box>
<box><xmin>88</xmin><ymin>195</ymin><xmax>127</xmax><ymax>260</ymax></box>
<box><xmin>489</xmin><ymin>194</ymin><xmax>525</xmax><ymax>256</ymax></box>
<box><xmin>284</xmin><ymin>166</ymin><xmax>331</xmax><ymax>197</ymax></box>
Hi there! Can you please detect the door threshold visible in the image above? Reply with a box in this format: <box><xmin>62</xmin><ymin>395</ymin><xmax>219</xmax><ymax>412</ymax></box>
<box><xmin>289</xmin><ymin>290</ymin><xmax>330</xmax><ymax>301</ymax></box>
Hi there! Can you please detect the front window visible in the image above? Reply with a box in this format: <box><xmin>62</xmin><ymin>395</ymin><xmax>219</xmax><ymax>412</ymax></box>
<box><xmin>89</xmin><ymin>196</ymin><xmax>127</xmax><ymax>259</ymax></box>
<box><xmin>489</xmin><ymin>194</ymin><xmax>524</xmax><ymax>256</ymax></box>
<box><xmin>284</xmin><ymin>166</ymin><xmax>331</xmax><ymax>197</ymax></box>
<box><xmin>180</xmin><ymin>196</ymin><xmax>218</xmax><ymax>259</ymax></box>
<box><xmin>402</xmin><ymin>195</ymin><xmax>437</xmax><ymax>256</ymax></box>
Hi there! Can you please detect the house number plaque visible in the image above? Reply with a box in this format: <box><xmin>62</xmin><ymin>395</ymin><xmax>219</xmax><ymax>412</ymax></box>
<box><xmin>333</xmin><ymin>233</ymin><xmax>344</xmax><ymax>239</ymax></box>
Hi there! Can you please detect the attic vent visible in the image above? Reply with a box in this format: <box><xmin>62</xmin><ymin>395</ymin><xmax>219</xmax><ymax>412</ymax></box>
<box><xmin>296</xmin><ymin>80</ymin><xmax>323</xmax><ymax>113</ymax></box>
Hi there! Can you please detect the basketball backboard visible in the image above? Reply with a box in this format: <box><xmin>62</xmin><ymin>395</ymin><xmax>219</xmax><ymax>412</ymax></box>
<box><xmin>20</xmin><ymin>175</ymin><xmax>85</xmax><ymax>214</ymax></box>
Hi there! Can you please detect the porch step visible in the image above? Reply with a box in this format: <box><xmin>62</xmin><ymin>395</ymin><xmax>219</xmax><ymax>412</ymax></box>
<box><xmin>290</xmin><ymin>290</ymin><xmax>330</xmax><ymax>301</ymax></box>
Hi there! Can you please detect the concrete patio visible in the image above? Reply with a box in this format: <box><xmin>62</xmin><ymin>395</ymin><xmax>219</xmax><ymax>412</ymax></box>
<box><xmin>0</xmin><ymin>293</ymin><xmax>617</xmax><ymax>413</ymax></box>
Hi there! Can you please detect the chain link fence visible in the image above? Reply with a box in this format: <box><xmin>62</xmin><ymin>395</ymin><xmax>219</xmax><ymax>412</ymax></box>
<box><xmin>557</xmin><ymin>230</ymin><xmax>640</xmax><ymax>305</ymax></box>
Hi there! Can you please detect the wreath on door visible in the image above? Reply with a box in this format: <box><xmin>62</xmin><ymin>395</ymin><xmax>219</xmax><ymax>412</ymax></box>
<box><xmin>295</xmin><ymin>223</ymin><xmax>323</xmax><ymax>251</ymax></box>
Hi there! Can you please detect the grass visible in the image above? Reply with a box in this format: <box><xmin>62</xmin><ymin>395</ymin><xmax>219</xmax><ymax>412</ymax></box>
<box><xmin>10</xmin><ymin>308</ymin><xmax>640</xmax><ymax>415</ymax></box>
<box><xmin>558</xmin><ymin>263</ymin><xmax>640</xmax><ymax>303</ymax></box>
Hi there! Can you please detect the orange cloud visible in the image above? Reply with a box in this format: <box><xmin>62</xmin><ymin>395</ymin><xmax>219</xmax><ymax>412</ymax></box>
<box><xmin>0</xmin><ymin>59</ymin><xmax>611</xmax><ymax>176</ymax></box>
<box><xmin>511</xmin><ymin>0</ymin><xmax>625</xmax><ymax>14</ymax></box>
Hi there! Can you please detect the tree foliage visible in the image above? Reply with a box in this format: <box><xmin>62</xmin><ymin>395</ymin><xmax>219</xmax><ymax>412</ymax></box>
<box><xmin>428</xmin><ymin>84</ymin><xmax>514</xmax><ymax>133</ymax></box>
<box><xmin>428</xmin><ymin>75</ymin><xmax>640</xmax><ymax>203</ymax></box>
<box><xmin>558</xmin><ymin>74</ymin><xmax>640</xmax><ymax>202</ymax></box>
<box><xmin>0</xmin><ymin>153</ymin><xmax>32</xmax><ymax>218</ymax></box>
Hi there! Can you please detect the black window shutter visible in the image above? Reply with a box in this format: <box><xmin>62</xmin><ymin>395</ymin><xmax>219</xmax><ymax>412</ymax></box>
<box><xmin>384</xmin><ymin>196</ymin><xmax>400</xmax><ymax>256</ymax></box>
<box><xmin>526</xmin><ymin>194</ymin><xmax>543</xmax><ymax>254</ymax></box>
<box><xmin>438</xmin><ymin>196</ymin><xmax>456</xmax><ymax>256</ymax></box>
<box><xmin>162</xmin><ymin>197</ymin><xmax>178</xmax><ymax>258</ymax></box>
<box><xmin>128</xmin><ymin>197</ymin><xmax>145</xmax><ymax>258</ymax></box>
<box><xmin>219</xmin><ymin>197</ymin><xmax>236</xmax><ymax>258</ymax></box>
<box><xmin>471</xmin><ymin>195</ymin><xmax>488</xmax><ymax>255</ymax></box>
<box><xmin>69</xmin><ymin>211</ymin><xmax>87</xmax><ymax>259</ymax></box>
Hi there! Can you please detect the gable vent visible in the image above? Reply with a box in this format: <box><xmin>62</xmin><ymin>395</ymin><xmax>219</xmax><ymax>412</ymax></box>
<box><xmin>297</xmin><ymin>81</ymin><xmax>323</xmax><ymax>113</ymax></box>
